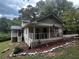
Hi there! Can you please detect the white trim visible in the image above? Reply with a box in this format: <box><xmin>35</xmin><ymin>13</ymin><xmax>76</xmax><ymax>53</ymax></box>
<box><xmin>37</xmin><ymin>23</ymin><xmax>53</xmax><ymax>26</ymax></box>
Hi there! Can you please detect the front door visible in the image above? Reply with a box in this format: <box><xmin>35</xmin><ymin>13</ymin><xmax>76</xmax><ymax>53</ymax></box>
<box><xmin>42</xmin><ymin>28</ymin><xmax>48</xmax><ymax>39</ymax></box>
<box><xmin>36</xmin><ymin>28</ymin><xmax>40</xmax><ymax>39</ymax></box>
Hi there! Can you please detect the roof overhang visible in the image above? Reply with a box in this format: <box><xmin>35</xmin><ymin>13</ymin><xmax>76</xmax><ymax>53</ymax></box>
<box><xmin>11</xmin><ymin>26</ymin><xmax>22</xmax><ymax>30</ymax></box>
<box><xmin>23</xmin><ymin>22</ymin><xmax>62</xmax><ymax>28</ymax></box>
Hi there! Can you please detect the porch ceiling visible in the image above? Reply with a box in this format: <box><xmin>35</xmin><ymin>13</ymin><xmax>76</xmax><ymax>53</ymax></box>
<box><xmin>11</xmin><ymin>26</ymin><xmax>22</xmax><ymax>30</ymax></box>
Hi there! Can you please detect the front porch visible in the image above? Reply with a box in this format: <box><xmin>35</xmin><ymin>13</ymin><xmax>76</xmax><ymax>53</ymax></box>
<box><xmin>24</xmin><ymin>24</ymin><xmax>63</xmax><ymax>47</ymax></box>
<box><xmin>28</xmin><ymin>26</ymin><xmax>62</xmax><ymax>40</ymax></box>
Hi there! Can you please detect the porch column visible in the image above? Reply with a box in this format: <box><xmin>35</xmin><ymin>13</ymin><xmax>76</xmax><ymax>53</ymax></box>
<box><xmin>53</xmin><ymin>26</ymin><xmax>55</xmax><ymax>37</ymax></box>
<box><xmin>58</xmin><ymin>28</ymin><xmax>63</xmax><ymax>37</ymax></box>
<box><xmin>49</xmin><ymin>26</ymin><xmax>50</xmax><ymax>38</ymax></box>
<box><xmin>33</xmin><ymin>25</ymin><xmax>35</xmax><ymax>40</ymax></box>
<box><xmin>17</xmin><ymin>31</ymin><xmax>20</xmax><ymax>42</ymax></box>
<box><xmin>27</xmin><ymin>27</ymin><xmax>29</xmax><ymax>39</ymax></box>
<box><xmin>11</xmin><ymin>30</ymin><xmax>13</xmax><ymax>42</ymax></box>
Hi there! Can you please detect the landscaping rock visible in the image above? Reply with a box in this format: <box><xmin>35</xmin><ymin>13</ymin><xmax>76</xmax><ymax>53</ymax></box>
<box><xmin>1</xmin><ymin>48</ymin><xmax>9</xmax><ymax>53</ymax></box>
<box><xmin>19</xmin><ymin>52</ymin><xmax>27</xmax><ymax>56</ymax></box>
<box><xmin>13</xmin><ymin>54</ymin><xmax>16</xmax><ymax>57</ymax></box>
<box><xmin>9</xmin><ymin>52</ymin><xmax>16</xmax><ymax>57</ymax></box>
<box><xmin>28</xmin><ymin>52</ymin><xmax>38</xmax><ymax>56</ymax></box>
<box><xmin>9</xmin><ymin>52</ymin><xmax>14</xmax><ymax>57</ymax></box>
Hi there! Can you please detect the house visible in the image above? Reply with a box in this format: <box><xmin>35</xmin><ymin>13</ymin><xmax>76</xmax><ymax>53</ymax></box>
<box><xmin>11</xmin><ymin>14</ymin><xmax>63</xmax><ymax>48</ymax></box>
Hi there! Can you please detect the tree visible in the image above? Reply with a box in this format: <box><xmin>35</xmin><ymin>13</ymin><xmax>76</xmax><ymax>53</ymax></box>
<box><xmin>19</xmin><ymin>0</ymin><xmax>79</xmax><ymax>34</ymax></box>
<box><xmin>36</xmin><ymin>0</ymin><xmax>54</xmax><ymax>17</ymax></box>
<box><xmin>19</xmin><ymin>5</ymin><xmax>38</xmax><ymax>20</ymax></box>
<box><xmin>0</xmin><ymin>17</ymin><xmax>10</xmax><ymax>32</ymax></box>
<box><xmin>35</xmin><ymin>0</ymin><xmax>73</xmax><ymax>18</ymax></box>
<box><xmin>0</xmin><ymin>17</ymin><xmax>21</xmax><ymax>33</ymax></box>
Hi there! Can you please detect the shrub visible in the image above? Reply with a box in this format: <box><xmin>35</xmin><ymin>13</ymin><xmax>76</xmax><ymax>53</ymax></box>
<box><xmin>13</xmin><ymin>47</ymin><xmax>23</xmax><ymax>54</ymax></box>
<box><xmin>0</xmin><ymin>33</ymin><xmax>10</xmax><ymax>42</ymax></box>
<box><xmin>0</xmin><ymin>36</ymin><xmax>10</xmax><ymax>42</ymax></box>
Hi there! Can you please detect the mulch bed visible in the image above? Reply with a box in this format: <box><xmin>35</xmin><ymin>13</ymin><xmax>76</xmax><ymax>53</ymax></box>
<box><xmin>20</xmin><ymin>37</ymin><xmax>79</xmax><ymax>53</ymax></box>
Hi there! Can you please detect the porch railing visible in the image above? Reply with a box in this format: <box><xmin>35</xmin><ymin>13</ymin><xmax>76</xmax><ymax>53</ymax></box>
<box><xmin>29</xmin><ymin>33</ymin><xmax>49</xmax><ymax>39</ymax></box>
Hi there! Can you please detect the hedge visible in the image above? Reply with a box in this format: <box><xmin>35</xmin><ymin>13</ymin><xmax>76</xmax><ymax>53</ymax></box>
<box><xmin>0</xmin><ymin>33</ymin><xmax>10</xmax><ymax>42</ymax></box>
<box><xmin>0</xmin><ymin>36</ymin><xmax>10</xmax><ymax>42</ymax></box>
<box><xmin>13</xmin><ymin>47</ymin><xmax>23</xmax><ymax>54</ymax></box>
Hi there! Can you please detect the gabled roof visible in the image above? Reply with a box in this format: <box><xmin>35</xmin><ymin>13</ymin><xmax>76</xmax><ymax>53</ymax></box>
<box><xmin>36</xmin><ymin>13</ymin><xmax>63</xmax><ymax>24</ymax></box>
<box><xmin>22</xmin><ymin>13</ymin><xmax>63</xmax><ymax>24</ymax></box>
<box><xmin>22</xmin><ymin>13</ymin><xmax>63</xmax><ymax>28</ymax></box>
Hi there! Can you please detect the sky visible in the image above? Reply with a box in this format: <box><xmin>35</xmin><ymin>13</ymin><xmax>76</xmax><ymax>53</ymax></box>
<box><xmin>0</xmin><ymin>0</ymin><xmax>79</xmax><ymax>19</ymax></box>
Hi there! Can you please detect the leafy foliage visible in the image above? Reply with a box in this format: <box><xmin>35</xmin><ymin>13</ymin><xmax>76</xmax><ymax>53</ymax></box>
<box><xmin>0</xmin><ymin>17</ymin><xmax>21</xmax><ymax>42</ymax></box>
<box><xmin>19</xmin><ymin>0</ymin><xmax>79</xmax><ymax>34</ymax></box>
<box><xmin>19</xmin><ymin>5</ymin><xmax>38</xmax><ymax>20</ymax></box>
<box><xmin>0</xmin><ymin>36</ymin><xmax>10</xmax><ymax>42</ymax></box>
<box><xmin>0</xmin><ymin>17</ymin><xmax>21</xmax><ymax>32</ymax></box>
<box><xmin>13</xmin><ymin>47</ymin><xmax>23</xmax><ymax>54</ymax></box>
<box><xmin>0</xmin><ymin>17</ymin><xmax>10</xmax><ymax>32</ymax></box>
<box><xmin>0</xmin><ymin>0</ymin><xmax>79</xmax><ymax>35</ymax></box>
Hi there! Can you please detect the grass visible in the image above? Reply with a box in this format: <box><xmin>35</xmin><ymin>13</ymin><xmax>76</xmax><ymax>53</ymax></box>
<box><xmin>0</xmin><ymin>41</ymin><xmax>10</xmax><ymax>59</ymax></box>
<box><xmin>0</xmin><ymin>41</ymin><xmax>10</xmax><ymax>52</ymax></box>
<box><xmin>0</xmin><ymin>41</ymin><xmax>20</xmax><ymax>59</ymax></box>
<box><xmin>0</xmin><ymin>41</ymin><xmax>79</xmax><ymax>59</ymax></box>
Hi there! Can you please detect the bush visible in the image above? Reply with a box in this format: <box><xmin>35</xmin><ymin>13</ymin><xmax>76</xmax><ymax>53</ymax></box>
<box><xmin>13</xmin><ymin>47</ymin><xmax>23</xmax><ymax>54</ymax></box>
<box><xmin>0</xmin><ymin>33</ymin><xmax>10</xmax><ymax>42</ymax></box>
<box><xmin>0</xmin><ymin>36</ymin><xmax>10</xmax><ymax>42</ymax></box>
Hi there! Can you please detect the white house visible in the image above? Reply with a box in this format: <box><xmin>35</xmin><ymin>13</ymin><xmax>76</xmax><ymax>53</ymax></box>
<box><xmin>11</xmin><ymin>14</ymin><xmax>63</xmax><ymax>48</ymax></box>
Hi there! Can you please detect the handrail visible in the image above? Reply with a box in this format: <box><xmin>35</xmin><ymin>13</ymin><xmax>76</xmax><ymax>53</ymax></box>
<box><xmin>29</xmin><ymin>33</ymin><xmax>49</xmax><ymax>39</ymax></box>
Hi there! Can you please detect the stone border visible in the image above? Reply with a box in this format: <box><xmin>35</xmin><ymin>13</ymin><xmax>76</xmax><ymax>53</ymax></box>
<box><xmin>9</xmin><ymin>41</ymin><xmax>76</xmax><ymax>57</ymax></box>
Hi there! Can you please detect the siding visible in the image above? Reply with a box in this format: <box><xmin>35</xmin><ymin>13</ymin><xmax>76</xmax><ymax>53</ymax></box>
<box><xmin>38</xmin><ymin>18</ymin><xmax>62</xmax><ymax>27</ymax></box>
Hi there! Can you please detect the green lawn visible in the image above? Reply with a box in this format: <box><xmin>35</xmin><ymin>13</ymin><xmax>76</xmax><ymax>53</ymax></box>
<box><xmin>0</xmin><ymin>41</ymin><xmax>19</xmax><ymax>59</ymax></box>
<box><xmin>0</xmin><ymin>41</ymin><xmax>79</xmax><ymax>59</ymax></box>
<box><xmin>0</xmin><ymin>41</ymin><xmax>10</xmax><ymax>59</ymax></box>
<box><xmin>0</xmin><ymin>41</ymin><xmax>10</xmax><ymax>52</ymax></box>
